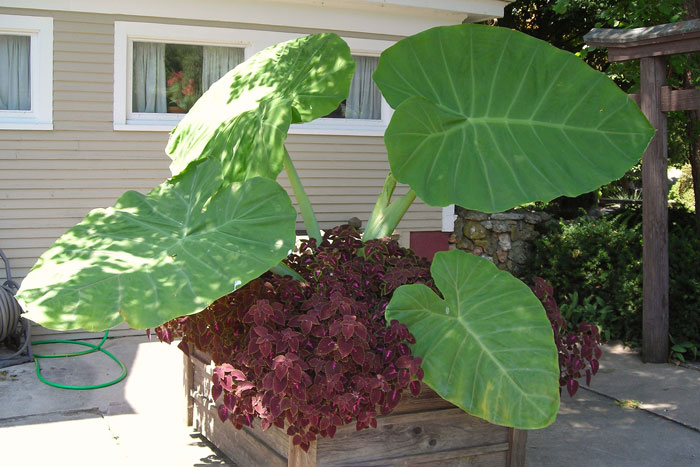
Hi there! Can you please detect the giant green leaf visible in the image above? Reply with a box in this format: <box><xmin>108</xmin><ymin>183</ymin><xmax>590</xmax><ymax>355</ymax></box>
<box><xmin>385</xmin><ymin>249</ymin><xmax>559</xmax><ymax>429</ymax></box>
<box><xmin>166</xmin><ymin>33</ymin><xmax>354</xmax><ymax>185</ymax></box>
<box><xmin>16</xmin><ymin>158</ymin><xmax>297</xmax><ymax>331</ymax></box>
<box><xmin>373</xmin><ymin>24</ymin><xmax>654</xmax><ymax>212</ymax></box>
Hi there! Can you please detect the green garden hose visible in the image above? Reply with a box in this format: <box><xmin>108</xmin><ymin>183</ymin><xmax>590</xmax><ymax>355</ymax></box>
<box><xmin>32</xmin><ymin>330</ymin><xmax>127</xmax><ymax>390</ymax></box>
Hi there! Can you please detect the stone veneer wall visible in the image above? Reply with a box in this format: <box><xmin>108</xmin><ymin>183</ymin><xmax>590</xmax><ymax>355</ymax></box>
<box><xmin>449</xmin><ymin>208</ymin><xmax>551</xmax><ymax>276</ymax></box>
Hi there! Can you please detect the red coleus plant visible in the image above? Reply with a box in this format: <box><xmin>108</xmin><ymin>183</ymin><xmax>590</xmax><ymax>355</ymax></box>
<box><xmin>156</xmin><ymin>228</ymin><xmax>601</xmax><ymax>452</ymax></box>
<box><xmin>156</xmin><ymin>226</ymin><xmax>431</xmax><ymax>451</ymax></box>
<box><xmin>532</xmin><ymin>277</ymin><xmax>602</xmax><ymax>397</ymax></box>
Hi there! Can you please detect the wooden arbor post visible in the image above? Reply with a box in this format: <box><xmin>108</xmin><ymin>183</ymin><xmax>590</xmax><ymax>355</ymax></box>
<box><xmin>585</xmin><ymin>19</ymin><xmax>700</xmax><ymax>363</ymax></box>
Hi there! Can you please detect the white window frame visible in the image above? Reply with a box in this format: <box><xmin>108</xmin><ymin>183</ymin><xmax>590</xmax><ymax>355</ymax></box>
<box><xmin>114</xmin><ymin>22</ymin><xmax>301</xmax><ymax>131</ymax></box>
<box><xmin>0</xmin><ymin>14</ymin><xmax>53</xmax><ymax>131</ymax></box>
<box><xmin>114</xmin><ymin>22</ymin><xmax>394</xmax><ymax>135</ymax></box>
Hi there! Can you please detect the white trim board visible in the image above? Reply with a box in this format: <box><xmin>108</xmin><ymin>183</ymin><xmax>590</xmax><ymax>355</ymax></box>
<box><xmin>1</xmin><ymin>0</ymin><xmax>509</xmax><ymax>36</ymax></box>
<box><xmin>442</xmin><ymin>205</ymin><xmax>456</xmax><ymax>232</ymax></box>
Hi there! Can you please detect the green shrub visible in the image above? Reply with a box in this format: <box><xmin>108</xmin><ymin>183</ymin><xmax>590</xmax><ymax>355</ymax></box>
<box><xmin>527</xmin><ymin>206</ymin><xmax>700</xmax><ymax>350</ymax></box>
<box><xmin>559</xmin><ymin>292</ymin><xmax>614</xmax><ymax>341</ymax></box>
<box><xmin>669</xmin><ymin>164</ymin><xmax>695</xmax><ymax>212</ymax></box>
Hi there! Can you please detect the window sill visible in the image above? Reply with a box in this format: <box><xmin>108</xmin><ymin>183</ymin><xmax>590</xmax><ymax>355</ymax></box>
<box><xmin>114</xmin><ymin>120</ymin><xmax>388</xmax><ymax>136</ymax></box>
<box><xmin>289</xmin><ymin>118</ymin><xmax>387</xmax><ymax>137</ymax></box>
<box><xmin>0</xmin><ymin>122</ymin><xmax>53</xmax><ymax>130</ymax></box>
<box><xmin>288</xmin><ymin>126</ymin><xmax>386</xmax><ymax>137</ymax></box>
<box><xmin>114</xmin><ymin>122</ymin><xmax>178</xmax><ymax>132</ymax></box>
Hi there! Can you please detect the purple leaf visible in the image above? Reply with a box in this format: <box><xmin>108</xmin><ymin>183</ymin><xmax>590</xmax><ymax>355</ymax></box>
<box><xmin>273</xmin><ymin>376</ymin><xmax>287</xmax><ymax>395</ymax></box>
<box><xmin>211</xmin><ymin>384</ymin><xmax>222</xmax><ymax>402</ymax></box>
<box><xmin>177</xmin><ymin>339</ymin><xmax>190</xmax><ymax>356</ymax></box>
<box><xmin>337</xmin><ymin>338</ymin><xmax>353</xmax><ymax>358</ymax></box>
<box><xmin>217</xmin><ymin>404</ymin><xmax>228</xmax><ymax>422</ymax></box>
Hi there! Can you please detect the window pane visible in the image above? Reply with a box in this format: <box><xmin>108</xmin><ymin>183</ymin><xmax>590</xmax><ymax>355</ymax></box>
<box><xmin>0</xmin><ymin>34</ymin><xmax>31</xmax><ymax>111</ymax></box>
<box><xmin>326</xmin><ymin>55</ymin><xmax>381</xmax><ymax>120</ymax></box>
<box><xmin>133</xmin><ymin>41</ymin><xmax>244</xmax><ymax>114</ymax></box>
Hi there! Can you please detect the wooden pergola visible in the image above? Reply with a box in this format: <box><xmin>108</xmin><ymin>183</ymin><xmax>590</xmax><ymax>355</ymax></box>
<box><xmin>585</xmin><ymin>19</ymin><xmax>700</xmax><ymax>363</ymax></box>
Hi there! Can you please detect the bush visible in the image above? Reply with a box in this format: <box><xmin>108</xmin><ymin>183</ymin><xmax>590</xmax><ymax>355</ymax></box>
<box><xmin>526</xmin><ymin>214</ymin><xmax>642</xmax><ymax>342</ymax></box>
<box><xmin>669</xmin><ymin>164</ymin><xmax>695</xmax><ymax>212</ymax></box>
<box><xmin>156</xmin><ymin>226</ymin><xmax>430</xmax><ymax>451</ymax></box>
<box><xmin>526</xmin><ymin>205</ymin><xmax>700</xmax><ymax>350</ymax></box>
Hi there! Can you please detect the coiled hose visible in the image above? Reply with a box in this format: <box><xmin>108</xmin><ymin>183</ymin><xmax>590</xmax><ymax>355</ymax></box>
<box><xmin>0</xmin><ymin>248</ymin><xmax>126</xmax><ymax>388</ymax></box>
<box><xmin>0</xmin><ymin>248</ymin><xmax>30</xmax><ymax>362</ymax></box>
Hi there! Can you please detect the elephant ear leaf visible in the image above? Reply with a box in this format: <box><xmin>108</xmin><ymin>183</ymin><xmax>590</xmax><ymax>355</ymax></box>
<box><xmin>385</xmin><ymin>249</ymin><xmax>560</xmax><ymax>429</ymax></box>
<box><xmin>17</xmin><ymin>158</ymin><xmax>297</xmax><ymax>331</ymax></box>
<box><xmin>166</xmin><ymin>33</ymin><xmax>354</xmax><ymax>185</ymax></box>
<box><xmin>373</xmin><ymin>24</ymin><xmax>654</xmax><ymax>212</ymax></box>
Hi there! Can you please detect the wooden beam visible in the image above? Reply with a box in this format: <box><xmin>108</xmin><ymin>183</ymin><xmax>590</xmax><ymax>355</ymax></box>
<box><xmin>661</xmin><ymin>86</ymin><xmax>700</xmax><ymax>111</ymax></box>
<box><xmin>640</xmin><ymin>56</ymin><xmax>670</xmax><ymax>364</ymax></box>
<box><xmin>507</xmin><ymin>429</ymin><xmax>528</xmax><ymax>467</ymax></box>
<box><xmin>584</xmin><ymin>19</ymin><xmax>700</xmax><ymax>60</ymax></box>
<box><xmin>606</xmin><ymin>37</ymin><xmax>700</xmax><ymax>61</ymax></box>
<box><xmin>629</xmin><ymin>87</ymin><xmax>700</xmax><ymax>111</ymax></box>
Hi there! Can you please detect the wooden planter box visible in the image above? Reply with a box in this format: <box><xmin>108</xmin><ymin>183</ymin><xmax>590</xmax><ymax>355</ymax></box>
<box><xmin>184</xmin><ymin>348</ymin><xmax>527</xmax><ymax>466</ymax></box>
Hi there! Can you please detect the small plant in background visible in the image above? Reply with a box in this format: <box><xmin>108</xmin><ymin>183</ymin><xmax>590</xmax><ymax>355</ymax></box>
<box><xmin>615</xmin><ymin>399</ymin><xmax>643</xmax><ymax>410</ymax></box>
<box><xmin>669</xmin><ymin>335</ymin><xmax>698</xmax><ymax>364</ymax></box>
<box><xmin>532</xmin><ymin>277</ymin><xmax>602</xmax><ymax>397</ymax></box>
<box><xmin>559</xmin><ymin>292</ymin><xmax>614</xmax><ymax>342</ymax></box>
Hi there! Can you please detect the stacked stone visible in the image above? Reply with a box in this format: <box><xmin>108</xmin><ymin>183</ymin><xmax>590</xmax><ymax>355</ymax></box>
<box><xmin>450</xmin><ymin>208</ymin><xmax>551</xmax><ymax>275</ymax></box>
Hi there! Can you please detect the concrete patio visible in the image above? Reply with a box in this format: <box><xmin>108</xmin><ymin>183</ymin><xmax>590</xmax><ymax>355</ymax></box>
<box><xmin>1</xmin><ymin>337</ymin><xmax>699</xmax><ymax>466</ymax></box>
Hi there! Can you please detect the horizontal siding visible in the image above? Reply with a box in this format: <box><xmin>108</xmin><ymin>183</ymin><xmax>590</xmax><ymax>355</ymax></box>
<box><xmin>0</xmin><ymin>8</ymin><xmax>442</xmax><ymax>338</ymax></box>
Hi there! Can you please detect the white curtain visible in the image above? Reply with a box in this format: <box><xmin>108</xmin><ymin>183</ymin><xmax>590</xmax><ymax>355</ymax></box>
<box><xmin>132</xmin><ymin>42</ymin><xmax>166</xmax><ymax>113</ymax></box>
<box><xmin>346</xmin><ymin>55</ymin><xmax>381</xmax><ymax>120</ymax></box>
<box><xmin>202</xmin><ymin>46</ymin><xmax>244</xmax><ymax>91</ymax></box>
<box><xmin>0</xmin><ymin>35</ymin><xmax>31</xmax><ymax>111</ymax></box>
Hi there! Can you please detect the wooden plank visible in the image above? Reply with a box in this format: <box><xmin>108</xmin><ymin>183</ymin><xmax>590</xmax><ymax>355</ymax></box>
<box><xmin>351</xmin><ymin>444</ymin><xmax>509</xmax><ymax>466</ymax></box>
<box><xmin>584</xmin><ymin>19</ymin><xmax>700</xmax><ymax>46</ymax></box>
<box><xmin>316</xmin><ymin>407</ymin><xmax>508</xmax><ymax>465</ymax></box>
<box><xmin>416</xmin><ymin>450</ymin><xmax>507</xmax><ymax>466</ymax></box>
<box><xmin>183</xmin><ymin>350</ymin><xmax>194</xmax><ymax>427</ymax></box>
<box><xmin>607</xmin><ymin>37</ymin><xmax>700</xmax><ymax>61</ymax></box>
<box><xmin>660</xmin><ymin>86</ymin><xmax>700</xmax><ymax>111</ymax></box>
<box><xmin>390</xmin><ymin>386</ymin><xmax>455</xmax><ymax>414</ymax></box>
<box><xmin>289</xmin><ymin>440</ymin><xmax>318</xmax><ymax>467</ymax></box>
<box><xmin>507</xmin><ymin>429</ymin><xmax>528</xmax><ymax>467</ymax></box>
<box><xmin>193</xmin><ymin>398</ymin><xmax>287</xmax><ymax>467</ymax></box>
<box><xmin>640</xmin><ymin>56</ymin><xmax>670</xmax><ymax>363</ymax></box>
<box><xmin>632</xmin><ymin>88</ymin><xmax>700</xmax><ymax>111</ymax></box>
<box><xmin>584</xmin><ymin>20</ymin><xmax>700</xmax><ymax>60</ymax></box>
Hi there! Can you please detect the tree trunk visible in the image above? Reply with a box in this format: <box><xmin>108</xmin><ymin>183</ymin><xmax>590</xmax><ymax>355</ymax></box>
<box><xmin>685</xmin><ymin>0</ymin><xmax>700</xmax><ymax>233</ymax></box>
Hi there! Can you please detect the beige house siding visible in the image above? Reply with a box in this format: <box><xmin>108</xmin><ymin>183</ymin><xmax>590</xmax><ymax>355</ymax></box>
<box><xmin>0</xmin><ymin>8</ymin><xmax>442</xmax><ymax>336</ymax></box>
